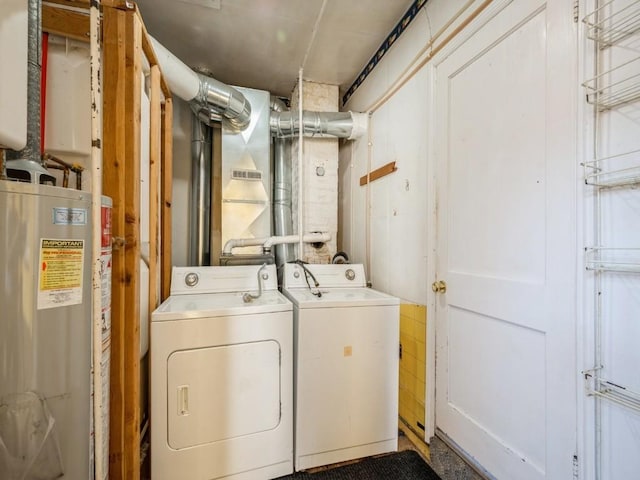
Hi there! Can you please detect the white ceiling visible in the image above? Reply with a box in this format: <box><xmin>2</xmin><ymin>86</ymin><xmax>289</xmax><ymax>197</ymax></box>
<box><xmin>136</xmin><ymin>0</ymin><xmax>415</xmax><ymax>100</ymax></box>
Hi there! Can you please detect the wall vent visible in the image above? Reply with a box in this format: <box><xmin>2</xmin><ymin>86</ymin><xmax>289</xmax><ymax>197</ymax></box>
<box><xmin>231</xmin><ymin>169</ymin><xmax>262</xmax><ymax>181</ymax></box>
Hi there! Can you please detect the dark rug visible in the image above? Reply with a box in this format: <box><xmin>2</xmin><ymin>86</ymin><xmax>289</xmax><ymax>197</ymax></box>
<box><xmin>275</xmin><ymin>450</ymin><xmax>441</xmax><ymax>479</ymax></box>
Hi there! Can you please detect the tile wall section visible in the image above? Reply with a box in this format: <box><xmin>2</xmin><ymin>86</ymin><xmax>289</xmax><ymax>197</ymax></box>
<box><xmin>399</xmin><ymin>303</ymin><xmax>427</xmax><ymax>437</ymax></box>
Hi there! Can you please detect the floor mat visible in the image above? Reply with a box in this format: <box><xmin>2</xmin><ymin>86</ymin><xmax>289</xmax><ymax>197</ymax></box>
<box><xmin>275</xmin><ymin>450</ymin><xmax>441</xmax><ymax>480</ymax></box>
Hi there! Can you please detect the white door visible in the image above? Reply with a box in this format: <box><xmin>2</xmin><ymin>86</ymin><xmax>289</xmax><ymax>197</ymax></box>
<box><xmin>431</xmin><ymin>1</ymin><xmax>577</xmax><ymax>479</ymax></box>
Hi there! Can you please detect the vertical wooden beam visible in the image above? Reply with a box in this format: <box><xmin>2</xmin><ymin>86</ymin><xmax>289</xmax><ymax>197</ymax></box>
<box><xmin>104</xmin><ymin>4</ymin><xmax>171</xmax><ymax>477</ymax></box>
<box><xmin>148</xmin><ymin>65</ymin><xmax>161</xmax><ymax>314</ymax></box>
<box><xmin>102</xmin><ymin>6</ymin><xmax>126</xmax><ymax>479</ymax></box>
<box><xmin>160</xmin><ymin>98</ymin><xmax>173</xmax><ymax>301</ymax></box>
<box><xmin>123</xmin><ymin>10</ymin><xmax>142</xmax><ymax>480</ymax></box>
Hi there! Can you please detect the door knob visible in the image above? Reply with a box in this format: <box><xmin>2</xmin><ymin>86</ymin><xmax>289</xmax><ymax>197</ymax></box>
<box><xmin>432</xmin><ymin>280</ymin><xmax>447</xmax><ymax>294</ymax></box>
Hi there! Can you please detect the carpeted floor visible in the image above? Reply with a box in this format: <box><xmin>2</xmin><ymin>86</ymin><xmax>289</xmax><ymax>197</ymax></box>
<box><xmin>275</xmin><ymin>450</ymin><xmax>441</xmax><ymax>480</ymax></box>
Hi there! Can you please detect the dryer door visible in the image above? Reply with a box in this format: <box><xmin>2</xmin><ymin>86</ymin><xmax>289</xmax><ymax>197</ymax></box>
<box><xmin>167</xmin><ymin>340</ymin><xmax>281</xmax><ymax>449</ymax></box>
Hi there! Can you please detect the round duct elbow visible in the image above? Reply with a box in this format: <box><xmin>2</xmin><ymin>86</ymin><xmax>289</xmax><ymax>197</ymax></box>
<box><xmin>195</xmin><ymin>74</ymin><xmax>251</xmax><ymax>130</ymax></box>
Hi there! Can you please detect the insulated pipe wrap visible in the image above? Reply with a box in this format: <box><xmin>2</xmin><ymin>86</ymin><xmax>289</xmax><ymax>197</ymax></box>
<box><xmin>149</xmin><ymin>36</ymin><xmax>251</xmax><ymax>130</ymax></box>
<box><xmin>148</xmin><ymin>37</ymin><xmax>200</xmax><ymax>101</ymax></box>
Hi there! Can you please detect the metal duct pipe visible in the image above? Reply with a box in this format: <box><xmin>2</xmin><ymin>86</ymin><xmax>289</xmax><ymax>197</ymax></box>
<box><xmin>273</xmin><ymin>136</ymin><xmax>294</xmax><ymax>267</ymax></box>
<box><xmin>270</xmin><ymin>110</ymin><xmax>367</xmax><ymax>139</ymax></box>
<box><xmin>1</xmin><ymin>150</ymin><xmax>6</xmax><ymax>179</ymax></box>
<box><xmin>270</xmin><ymin>96</ymin><xmax>295</xmax><ymax>269</ymax></box>
<box><xmin>149</xmin><ymin>36</ymin><xmax>251</xmax><ymax>130</ymax></box>
<box><xmin>195</xmin><ymin>73</ymin><xmax>251</xmax><ymax>130</ymax></box>
<box><xmin>6</xmin><ymin>0</ymin><xmax>44</xmax><ymax>173</ymax></box>
<box><xmin>189</xmin><ymin>113</ymin><xmax>212</xmax><ymax>266</ymax></box>
<box><xmin>270</xmin><ymin>96</ymin><xmax>287</xmax><ymax>113</ymax></box>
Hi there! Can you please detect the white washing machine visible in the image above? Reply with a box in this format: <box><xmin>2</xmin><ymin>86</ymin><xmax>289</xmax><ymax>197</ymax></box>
<box><xmin>282</xmin><ymin>263</ymin><xmax>400</xmax><ymax>471</ymax></box>
<box><xmin>151</xmin><ymin>265</ymin><xmax>293</xmax><ymax>480</ymax></box>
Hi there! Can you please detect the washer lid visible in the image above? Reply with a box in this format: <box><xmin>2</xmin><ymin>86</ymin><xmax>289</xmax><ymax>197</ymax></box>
<box><xmin>152</xmin><ymin>290</ymin><xmax>292</xmax><ymax>321</ymax></box>
<box><xmin>283</xmin><ymin>287</ymin><xmax>399</xmax><ymax>309</ymax></box>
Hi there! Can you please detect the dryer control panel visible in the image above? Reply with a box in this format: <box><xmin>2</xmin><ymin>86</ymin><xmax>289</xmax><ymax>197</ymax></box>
<box><xmin>171</xmin><ymin>265</ymin><xmax>278</xmax><ymax>295</ymax></box>
<box><xmin>283</xmin><ymin>263</ymin><xmax>366</xmax><ymax>290</ymax></box>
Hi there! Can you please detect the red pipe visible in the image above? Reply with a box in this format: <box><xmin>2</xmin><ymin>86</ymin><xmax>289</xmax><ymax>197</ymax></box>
<box><xmin>41</xmin><ymin>32</ymin><xmax>49</xmax><ymax>154</ymax></box>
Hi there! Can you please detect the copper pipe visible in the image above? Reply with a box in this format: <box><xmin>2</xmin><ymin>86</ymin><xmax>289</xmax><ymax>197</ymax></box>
<box><xmin>43</xmin><ymin>153</ymin><xmax>84</xmax><ymax>190</ymax></box>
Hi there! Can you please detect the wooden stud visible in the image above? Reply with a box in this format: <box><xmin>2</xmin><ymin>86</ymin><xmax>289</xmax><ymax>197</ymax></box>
<box><xmin>123</xmin><ymin>10</ymin><xmax>142</xmax><ymax>480</ymax></box>
<box><xmin>160</xmin><ymin>98</ymin><xmax>173</xmax><ymax>301</ymax></box>
<box><xmin>42</xmin><ymin>3</ymin><xmax>90</xmax><ymax>42</ymax></box>
<box><xmin>359</xmin><ymin>161</ymin><xmax>398</xmax><ymax>186</ymax></box>
<box><xmin>102</xmin><ymin>6</ymin><xmax>126</xmax><ymax>479</ymax></box>
<box><xmin>148</xmin><ymin>65</ymin><xmax>161</xmax><ymax>315</ymax></box>
<box><xmin>103</xmin><ymin>3</ymin><xmax>173</xmax><ymax>476</ymax></box>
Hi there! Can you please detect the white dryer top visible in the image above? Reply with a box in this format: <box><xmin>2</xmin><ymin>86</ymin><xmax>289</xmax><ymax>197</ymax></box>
<box><xmin>171</xmin><ymin>264</ymin><xmax>278</xmax><ymax>295</ymax></box>
<box><xmin>152</xmin><ymin>290</ymin><xmax>291</xmax><ymax>321</ymax></box>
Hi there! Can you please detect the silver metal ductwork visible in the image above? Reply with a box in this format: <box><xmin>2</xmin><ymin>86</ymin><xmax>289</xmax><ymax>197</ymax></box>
<box><xmin>190</xmin><ymin>114</ymin><xmax>212</xmax><ymax>266</ymax></box>
<box><xmin>270</xmin><ymin>96</ymin><xmax>294</xmax><ymax>269</ymax></box>
<box><xmin>194</xmin><ymin>73</ymin><xmax>252</xmax><ymax>130</ymax></box>
<box><xmin>6</xmin><ymin>0</ymin><xmax>52</xmax><ymax>183</ymax></box>
<box><xmin>273</xmin><ymin>135</ymin><xmax>294</xmax><ymax>266</ymax></box>
<box><xmin>149</xmin><ymin>36</ymin><xmax>251</xmax><ymax>131</ymax></box>
<box><xmin>270</xmin><ymin>110</ymin><xmax>367</xmax><ymax>139</ymax></box>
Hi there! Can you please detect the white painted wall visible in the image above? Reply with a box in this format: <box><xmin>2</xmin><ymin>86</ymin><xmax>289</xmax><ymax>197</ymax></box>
<box><xmin>341</xmin><ymin>0</ymin><xmax>640</xmax><ymax>478</ymax></box>
<box><xmin>342</xmin><ymin>0</ymin><xmax>472</xmax><ymax>303</ymax></box>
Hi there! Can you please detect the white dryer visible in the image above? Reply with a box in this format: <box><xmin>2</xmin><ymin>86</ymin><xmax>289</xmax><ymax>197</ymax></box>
<box><xmin>151</xmin><ymin>264</ymin><xmax>293</xmax><ymax>480</ymax></box>
<box><xmin>282</xmin><ymin>263</ymin><xmax>400</xmax><ymax>471</ymax></box>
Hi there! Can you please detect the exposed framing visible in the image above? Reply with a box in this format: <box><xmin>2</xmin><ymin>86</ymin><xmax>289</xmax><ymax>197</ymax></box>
<box><xmin>43</xmin><ymin>2</ymin><xmax>173</xmax><ymax>478</ymax></box>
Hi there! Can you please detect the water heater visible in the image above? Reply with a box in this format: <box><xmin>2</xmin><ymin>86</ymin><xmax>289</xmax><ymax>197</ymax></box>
<box><xmin>0</xmin><ymin>181</ymin><xmax>92</xmax><ymax>479</ymax></box>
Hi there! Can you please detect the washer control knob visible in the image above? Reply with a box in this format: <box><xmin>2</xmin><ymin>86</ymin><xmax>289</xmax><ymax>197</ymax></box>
<box><xmin>293</xmin><ymin>270</ymin><xmax>300</xmax><ymax>279</ymax></box>
<box><xmin>345</xmin><ymin>269</ymin><xmax>356</xmax><ymax>281</ymax></box>
<box><xmin>185</xmin><ymin>272</ymin><xmax>199</xmax><ymax>287</ymax></box>
<box><xmin>262</xmin><ymin>272</ymin><xmax>269</xmax><ymax>280</ymax></box>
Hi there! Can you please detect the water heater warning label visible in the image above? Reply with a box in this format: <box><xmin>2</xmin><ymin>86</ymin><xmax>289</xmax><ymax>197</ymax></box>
<box><xmin>38</xmin><ymin>238</ymin><xmax>84</xmax><ymax>310</ymax></box>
